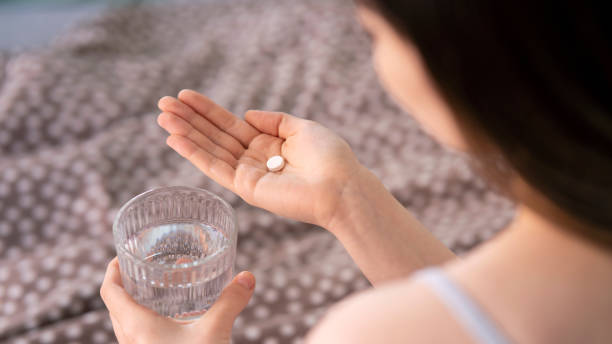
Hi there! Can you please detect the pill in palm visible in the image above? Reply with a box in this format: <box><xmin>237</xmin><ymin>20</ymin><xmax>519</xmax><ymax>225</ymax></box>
<box><xmin>266</xmin><ymin>155</ymin><xmax>285</xmax><ymax>172</ymax></box>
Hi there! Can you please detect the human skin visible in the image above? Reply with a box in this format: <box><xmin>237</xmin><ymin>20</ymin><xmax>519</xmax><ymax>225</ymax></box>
<box><xmin>306</xmin><ymin>7</ymin><xmax>612</xmax><ymax>343</ymax></box>
<box><xmin>102</xmin><ymin>5</ymin><xmax>612</xmax><ymax>344</ymax></box>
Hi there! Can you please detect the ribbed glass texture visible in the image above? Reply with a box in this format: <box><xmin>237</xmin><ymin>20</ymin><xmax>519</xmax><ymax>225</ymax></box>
<box><xmin>113</xmin><ymin>186</ymin><xmax>237</xmax><ymax>320</ymax></box>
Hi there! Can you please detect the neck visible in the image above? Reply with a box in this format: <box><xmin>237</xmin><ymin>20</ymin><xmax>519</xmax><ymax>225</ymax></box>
<box><xmin>509</xmin><ymin>205</ymin><xmax>612</xmax><ymax>280</ymax></box>
<box><xmin>508</xmin><ymin>207</ymin><xmax>612</xmax><ymax>341</ymax></box>
<box><xmin>452</xmin><ymin>205</ymin><xmax>612</xmax><ymax>343</ymax></box>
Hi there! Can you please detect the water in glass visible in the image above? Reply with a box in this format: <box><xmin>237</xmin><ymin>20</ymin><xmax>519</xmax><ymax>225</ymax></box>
<box><xmin>121</xmin><ymin>222</ymin><xmax>233</xmax><ymax>320</ymax></box>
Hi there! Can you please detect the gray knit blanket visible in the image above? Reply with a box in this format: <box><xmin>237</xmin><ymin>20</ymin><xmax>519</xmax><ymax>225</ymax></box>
<box><xmin>0</xmin><ymin>0</ymin><xmax>514</xmax><ymax>342</ymax></box>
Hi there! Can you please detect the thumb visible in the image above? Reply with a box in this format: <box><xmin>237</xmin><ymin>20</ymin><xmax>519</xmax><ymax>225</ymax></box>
<box><xmin>196</xmin><ymin>271</ymin><xmax>255</xmax><ymax>337</ymax></box>
<box><xmin>245</xmin><ymin>110</ymin><xmax>307</xmax><ymax>139</ymax></box>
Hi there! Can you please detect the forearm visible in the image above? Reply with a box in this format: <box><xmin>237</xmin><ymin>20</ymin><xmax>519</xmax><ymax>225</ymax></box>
<box><xmin>327</xmin><ymin>166</ymin><xmax>456</xmax><ymax>286</ymax></box>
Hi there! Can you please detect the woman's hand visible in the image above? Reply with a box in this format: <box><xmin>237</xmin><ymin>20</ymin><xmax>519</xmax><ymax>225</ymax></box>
<box><xmin>100</xmin><ymin>258</ymin><xmax>255</xmax><ymax>344</ymax></box>
<box><xmin>157</xmin><ymin>89</ymin><xmax>364</xmax><ymax>228</ymax></box>
<box><xmin>157</xmin><ymin>90</ymin><xmax>455</xmax><ymax>285</ymax></box>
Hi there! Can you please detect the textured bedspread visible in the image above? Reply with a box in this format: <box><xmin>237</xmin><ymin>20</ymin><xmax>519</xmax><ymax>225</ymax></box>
<box><xmin>0</xmin><ymin>0</ymin><xmax>514</xmax><ymax>342</ymax></box>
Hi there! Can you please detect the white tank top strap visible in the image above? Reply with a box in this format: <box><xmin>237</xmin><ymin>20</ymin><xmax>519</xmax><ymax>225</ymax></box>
<box><xmin>413</xmin><ymin>267</ymin><xmax>513</xmax><ymax>344</ymax></box>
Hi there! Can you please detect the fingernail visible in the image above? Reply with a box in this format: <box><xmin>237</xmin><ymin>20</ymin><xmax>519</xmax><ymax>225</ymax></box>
<box><xmin>236</xmin><ymin>271</ymin><xmax>254</xmax><ymax>290</ymax></box>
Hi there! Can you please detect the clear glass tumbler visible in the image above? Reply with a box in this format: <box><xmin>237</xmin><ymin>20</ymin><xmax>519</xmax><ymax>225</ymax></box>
<box><xmin>113</xmin><ymin>186</ymin><xmax>237</xmax><ymax>320</ymax></box>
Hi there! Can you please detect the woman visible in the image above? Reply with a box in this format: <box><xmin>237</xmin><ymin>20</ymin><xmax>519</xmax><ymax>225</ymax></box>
<box><xmin>101</xmin><ymin>1</ymin><xmax>612</xmax><ymax>343</ymax></box>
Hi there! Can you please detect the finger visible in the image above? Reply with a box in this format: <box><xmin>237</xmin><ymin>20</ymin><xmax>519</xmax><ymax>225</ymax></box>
<box><xmin>244</xmin><ymin>110</ymin><xmax>306</xmax><ymax>139</ymax></box>
<box><xmin>110</xmin><ymin>313</ymin><xmax>128</xmax><ymax>344</ymax></box>
<box><xmin>158</xmin><ymin>96</ymin><xmax>246</xmax><ymax>158</ymax></box>
<box><xmin>100</xmin><ymin>258</ymin><xmax>162</xmax><ymax>330</ymax></box>
<box><xmin>177</xmin><ymin>89</ymin><xmax>260</xmax><ymax>147</ymax></box>
<box><xmin>166</xmin><ymin>134</ymin><xmax>236</xmax><ymax>190</ymax></box>
<box><xmin>100</xmin><ymin>257</ymin><xmax>122</xmax><ymax>288</ymax></box>
<box><xmin>158</xmin><ymin>112</ymin><xmax>238</xmax><ymax>168</ymax></box>
<box><xmin>196</xmin><ymin>271</ymin><xmax>255</xmax><ymax>335</ymax></box>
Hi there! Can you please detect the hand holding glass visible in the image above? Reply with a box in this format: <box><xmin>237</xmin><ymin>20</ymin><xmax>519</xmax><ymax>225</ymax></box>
<box><xmin>112</xmin><ymin>186</ymin><xmax>237</xmax><ymax>320</ymax></box>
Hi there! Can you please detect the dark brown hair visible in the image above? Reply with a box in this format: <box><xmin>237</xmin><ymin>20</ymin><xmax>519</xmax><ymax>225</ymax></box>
<box><xmin>359</xmin><ymin>1</ymin><xmax>612</xmax><ymax>239</ymax></box>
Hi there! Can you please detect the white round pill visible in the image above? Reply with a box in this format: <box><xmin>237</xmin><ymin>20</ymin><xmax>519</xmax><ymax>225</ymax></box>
<box><xmin>266</xmin><ymin>155</ymin><xmax>285</xmax><ymax>172</ymax></box>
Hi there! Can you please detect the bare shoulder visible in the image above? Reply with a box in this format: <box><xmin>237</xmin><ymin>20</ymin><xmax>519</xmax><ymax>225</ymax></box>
<box><xmin>306</xmin><ymin>274</ymin><xmax>475</xmax><ymax>344</ymax></box>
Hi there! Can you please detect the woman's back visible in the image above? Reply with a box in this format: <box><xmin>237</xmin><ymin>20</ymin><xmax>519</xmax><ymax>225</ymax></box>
<box><xmin>308</xmin><ymin>209</ymin><xmax>612</xmax><ymax>343</ymax></box>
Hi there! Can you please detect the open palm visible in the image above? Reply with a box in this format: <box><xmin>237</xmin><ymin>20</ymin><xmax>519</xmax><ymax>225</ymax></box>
<box><xmin>157</xmin><ymin>90</ymin><xmax>362</xmax><ymax>227</ymax></box>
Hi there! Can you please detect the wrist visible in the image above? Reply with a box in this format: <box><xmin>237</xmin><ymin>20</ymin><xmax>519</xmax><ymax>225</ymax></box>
<box><xmin>319</xmin><ymin>164</ymin><xmax>457</xmax><ymax>284</ymax></box>
<box><xmin>322</xmin><ymin>165</ymin><xmax>383</xmax><ymax>237</ymax></box>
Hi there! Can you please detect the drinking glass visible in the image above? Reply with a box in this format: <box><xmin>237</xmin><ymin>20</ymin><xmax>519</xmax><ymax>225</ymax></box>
<box><xmin>113</xmin><ymin>186</ymin><xmax>237</xmax><ymax>320</ymax></box>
